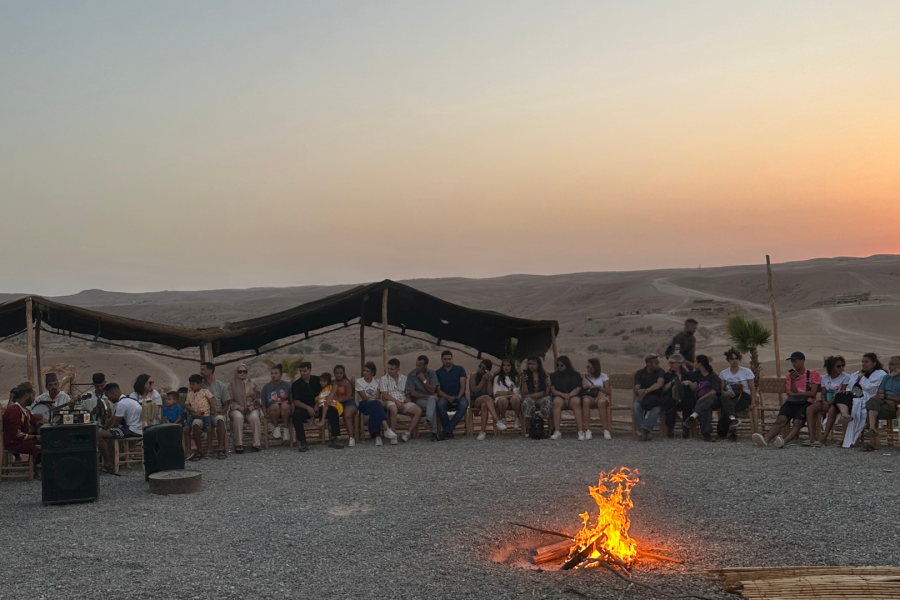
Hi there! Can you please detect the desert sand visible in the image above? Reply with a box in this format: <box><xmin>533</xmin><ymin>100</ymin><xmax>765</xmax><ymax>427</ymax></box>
<box><xmin>2</xmin><ymin>254</ymin><xmax>899</xmax><ymax>395</ymax></box>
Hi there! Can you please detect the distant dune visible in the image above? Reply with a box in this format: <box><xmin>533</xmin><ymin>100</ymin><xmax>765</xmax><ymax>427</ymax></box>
<box><xmin>2</xmin><ymin>255</ymin><xmax>899</xmax><ymax>394</ymax></box>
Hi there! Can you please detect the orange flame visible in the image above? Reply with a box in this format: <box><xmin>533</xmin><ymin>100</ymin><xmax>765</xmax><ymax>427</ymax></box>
<box><xmin>568</xmin><ymin>467</ymin><xmax>639</xmax><ymax>568</ymax></box>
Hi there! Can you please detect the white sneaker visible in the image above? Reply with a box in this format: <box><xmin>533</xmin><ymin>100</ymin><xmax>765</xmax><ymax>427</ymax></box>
<box><xmin>348</xmin><ymin>437</ymin><xmax>356</xmax><ymax>448</ymax></box>
<box><xmin>514</xmin><ymin>418</ymin><xmax>521</xmax><ymax>430</ymax></box>
<box><xmin>585</xmin><ymin>429</ymin><xmax>593</xmax><ymax>440</ymax></box>
<box><xmin>550</xmin><ymin>430</ymin><xmax>562</xmax><ymax>440</ymax></box>
<box><xmin>375</xmin><ymin>436</ymin><xmax>383</xmax><ymax>446</ymax></box>
<box><xmin>272</xmin><ymin>426</ymin><xmax>282</xmax><ymax>440</ymax></box>
<box><xmin>603</xmin><ymin>430</ymin><xmax>612</xmax><ymax>440</ymax></box>
<box><xmin>476</xmin><ymin>431</ymin><xmax>486</xmax><ymax>441</ymax></box>
<box><xmin>390</xmin><ymin>436</ymin><xmax>398</xmax><ymax>445</ymax></box>
<box><xmin>384</xmin><ymin>428</ymin><xmax>398</xmax><ymax>440</ymax></box>
<box><xmin>496</xmin><ymin>420</ymin><xmax>507</xmax><ymax>431</ymax></box>
<box><xmin>401</xmin><ymin>431</ymin><xmax>411</xmax><ymax>443</ymax></box>
<box><xmin>578</xmin><ymin>431</ymin><xmax>586</xmax><ymax>441</ymax></box>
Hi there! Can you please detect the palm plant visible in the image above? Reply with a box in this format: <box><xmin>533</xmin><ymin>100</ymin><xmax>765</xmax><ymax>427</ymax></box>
<box><xmin>263</xmin><ymin>357</ymin><xmax>307</xmax><ymax>380</ymax></box>
<box><xmin>726</xmin><ymin>316</ymin><xmax>771</xmax><ymax>383</ymax></box>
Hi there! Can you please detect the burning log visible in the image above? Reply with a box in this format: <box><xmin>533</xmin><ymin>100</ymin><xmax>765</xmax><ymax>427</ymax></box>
<box><xmin>562</xmin><ymin>541</ymin><xmax>599</xmax><ymax>571</ymax></box>
<box><xmin>534</xmin><ymin>540</ymin><xmax>576</xmax><ymax>565</ymax></box>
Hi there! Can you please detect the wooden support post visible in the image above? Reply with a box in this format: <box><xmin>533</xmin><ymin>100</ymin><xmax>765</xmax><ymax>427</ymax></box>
<box><xmin>199</xmin><ymin>343</ymin><xmax>209</xmax><ymax>364</ymax></box>
<box><xmin>550</xmin><ymin>327</ymin><xmax>559</xmax><ymax>364</ymax></box>
<box><xmin>382</xmin><ymin>289</ymin><xmax>389</xmax><ymax>374</ymax></box>
<box><xmin>35</xmin><ymin>308</ymin><xmax>43</xmax><ymax>394</ymax></box>
<box><xmin>25</xmin><ymin>297</ymin><xmax>35</xmax><ymax>386</ymax></box>
<box><xmin>359</xmin><ymin>296</ymin><xmax>367</xmax><ymax>375</ymax></box>
<box><xmin>766</xmin><ymin>255</ymin><xmax>784</xmax><ymax>426</ymax></box>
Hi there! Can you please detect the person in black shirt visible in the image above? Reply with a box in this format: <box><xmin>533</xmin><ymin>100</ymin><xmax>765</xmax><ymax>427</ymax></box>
<box><xmin>660</xmin><ymin>354</ymin><xmax>695</xmax><ymax>438</ymax></box>
<box><xmin>633</xmin><ymin>354</ymin><xmax>665</xmax><ymax>441</ymax></box>
<box><xmin>549</xmin><ymin>356</ymin><xmax>583</xmax><ymax>441</ymax></box>
<box><xmin>682</xmin><ymin>355</ymin><xmax>723</xmax><ymax>442</ymax></box>
<box><xmin>290</xmin><ymin>362</ymin><xmax>321</xmax><ymax>452</ymax></box>
<box><xmin>666</xmin><ymin>318</ymin><xmax>698</xmax><ymax>370</ymax></box>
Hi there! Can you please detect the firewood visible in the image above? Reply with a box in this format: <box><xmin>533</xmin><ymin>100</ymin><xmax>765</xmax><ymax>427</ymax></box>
<box><xmin>534</xmin><ymin>539</ymin><xmax>575</xmax><ymax>564</ymax></box>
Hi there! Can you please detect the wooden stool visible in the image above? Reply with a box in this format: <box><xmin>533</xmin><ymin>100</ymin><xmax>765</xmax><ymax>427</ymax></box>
<box><xmin>877</xmin><ymin>418</ymin><xmax>898</xmax><ymax>448</ymax></box>
<box><xmin>113</xmin><ymin>437</ymin><xmax>143</xmax><ymax>474</ymax></box>
<box><xmin>1</xmin><ymin>450</ymin><xmax>35</xmax><ymax>482</ymax></box>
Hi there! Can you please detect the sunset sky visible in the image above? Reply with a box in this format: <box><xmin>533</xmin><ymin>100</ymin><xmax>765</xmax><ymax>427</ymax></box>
<box><xmin>2</xmin><ymin>1</ymin><xmax>898</xmax><ymax>295</ymax></box>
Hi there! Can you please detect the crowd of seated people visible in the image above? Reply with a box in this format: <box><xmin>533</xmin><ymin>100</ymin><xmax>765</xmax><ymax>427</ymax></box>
<box><xmin>3</xmin><ymin>317</ymin><xmax>898</xmax><ymax>474</ymax></box>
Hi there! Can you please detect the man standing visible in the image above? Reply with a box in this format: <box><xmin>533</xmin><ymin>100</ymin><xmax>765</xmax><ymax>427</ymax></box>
<box><xmin>379</xmin><ymin>358</ymin><xmax>419</xmax><ymax>443</ymax></box>
<box><xmin>406</xmin><ymin>355</ymin><xmax>441</xmax><ymax>441</ymax></box>
<box><xmin>864</xmin><ymin>355</ymin><xmax>900</xmax><ymax>443</ymax></box>
<box><xmin>434</xmin><ymin>351</ymin><xmax>469</xmax><ymax>439</ymax></box>
<box><xmin>35</xmin><ymin>372</ymin><xmax>71</xmax><ymax>408</ymax></box>
<box><xmin>290</xmin><ymin>362</ymin><xmax>320</xmax><ymax>452</ymax></box>
<box><xmin>667</xmin><ymin>319</ymin><xmax>698</xmax><ymax>370</ymax></box>
<box><xmin>2</xmin><ymin>383</ymin><xmax>43</xmax><ymax>464</ymax></box>
<box><xmin>97</xmin><ymin>383</ymin><xmax>143</xmax><ymax>471</ymax></box>
<box><xmin>200</xmin><ymin>362</ymin><xmax>230</xmax><ymax>455</ymax></box>
<box><xmin>633</xmin><ymin>354</ymin><xmax>665</xmax><ymax>441</ymax></box>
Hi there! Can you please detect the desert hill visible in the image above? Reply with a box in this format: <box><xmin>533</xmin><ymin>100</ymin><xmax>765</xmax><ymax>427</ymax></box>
<box><xmin>2</xmin><ymin>254</ymin><xmax>898</xmax><ymax>395</ymax></box>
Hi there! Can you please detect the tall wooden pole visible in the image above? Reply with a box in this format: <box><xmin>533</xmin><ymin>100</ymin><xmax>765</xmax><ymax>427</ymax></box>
<box><xmin>381</xmin><ymin>289</ymin><xmax>389</xmax><ymax>374</ymax></box>
<box><xmin>35</xmin><ymin>308</ymin><xmax>43</xmax><ymax>394</ymax></box>
<box><xmin>550</xmin><ymin>327</ymin><xmax>558</xmax><ymax>364</ymax></box>
<box><xmin>199</xmin><ymin>343</ymin><xmax>209</xmax><ymax>365</ymax></box>
<box><xmin>766</xmin><ymin>255</ymin><xmax>784</xmax><ymax>412</ymax></box>
<box><xmin>359</xmin><ymin>296</ymin><xmax>367</xmax><ymax>375</ymax></box>
<box><xmin>25</xmin><ymin>297</ymin><xmax>35</xmax><ymax>386</ymax></box>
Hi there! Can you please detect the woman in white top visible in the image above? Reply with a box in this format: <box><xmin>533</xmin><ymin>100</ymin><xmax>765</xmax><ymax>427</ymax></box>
<box><xmin>816</xmin><ymin>356</ymin><xmax>851</xmax><ymax>446</ymax></box>
<box><xmin>492</xmin><ymin>359</ymin><xmax>522</xmax><ymax>430</ymax></box>
<box><xmin>838</xmin><ymin>353</ymin><xmax>887</xmax><ymax>449</ymax></box>
<box><xmin>581</xmin><ymin>358</ymin><xmax>612</xmax><ymax>440</ymax></box>
<box><xmin>717</xmin><ymin>348</ymin><xmax>755</xmax><ymax>439</ymax></box>
<box><xmin>130</xmin><ymin>373</ymin><xmax>162</xmax><ymax>426</ymax></box>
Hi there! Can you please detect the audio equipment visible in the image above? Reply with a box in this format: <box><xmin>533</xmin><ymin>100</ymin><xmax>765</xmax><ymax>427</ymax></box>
<box><xmin>41</xmin><ymin>424</ymin><xmax>99</xmax><ymax>505</ymax></box>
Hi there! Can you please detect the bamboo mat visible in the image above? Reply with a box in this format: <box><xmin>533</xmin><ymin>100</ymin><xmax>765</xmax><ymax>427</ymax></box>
<box><xmin>706</xmin><ymin>566</ymin><xmax>900</xmax><ymax>599</ymax></box>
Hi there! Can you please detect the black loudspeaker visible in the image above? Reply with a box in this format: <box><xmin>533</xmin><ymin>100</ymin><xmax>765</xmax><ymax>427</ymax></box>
<box><xmin>143</xmin><ymin>424</ymin><xmax>184</xmax><ymax>480</ymax></box>
<box><xmin>41</xmin><ymin>424</ymin><xmax>99</xmax><ymax>505</ymax></box>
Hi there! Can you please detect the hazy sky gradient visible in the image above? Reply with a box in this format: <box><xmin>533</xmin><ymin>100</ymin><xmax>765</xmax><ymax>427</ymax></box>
<box><xmin>2</xmin><ymin>1</ymin><xmax>898</xmax><ymax>295</ymax></box>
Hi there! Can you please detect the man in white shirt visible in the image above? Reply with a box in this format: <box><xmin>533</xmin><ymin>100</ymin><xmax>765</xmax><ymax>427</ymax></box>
<box><xmin>97</xmin><ymin>383</ymin><xmax>142</xmax><ymax>472</ymax></box>
<box><xmin>34</xmin><ymin>372</ymin><xmax>72</xmax><ymax>416</ymax></box>
<box><xmin>379</xmin><ymin>358</ymin><xmax>422</xmax><ymax>443</ymax></box>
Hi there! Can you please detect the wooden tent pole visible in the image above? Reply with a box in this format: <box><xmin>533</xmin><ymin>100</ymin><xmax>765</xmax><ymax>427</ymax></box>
<box><xmin>550</xmin><ymin>327</ymin><xmax>559</xmax><ymax>364</ymax></box>
<box><xmin>382</xmin><ymin>289</ymin><xmax>389</xmax><ymax>374</ymax></box>
<box><xmin>199</xmin><ymin>343</ymin><xmax>209</xmax><ymax>365</ymax></box>
<box><xmin>35</xmin><ymin>307</ymin><xmax>43</xmax><ymax>394</ymax></box>
<box><xmin>25</xmin><ymin>297</ymin><xmax>35</xmax><ymax>386</ymax></box>
<box><xmin>766</xmin><ymin>255</ymin><xmax>784</xmax><ymax>422</ymax></box>
<box><xmin>359</xmin><ymin>296</ymin><xmax>367</xmax><ymax>375</ymax></box>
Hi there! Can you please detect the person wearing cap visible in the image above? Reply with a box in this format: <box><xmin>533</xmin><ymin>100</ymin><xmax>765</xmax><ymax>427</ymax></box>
<box><xmin>633</xmin><ymin>354</ymin><xmax>666</xmax><ymax>441</ymax></box>
<box><xmin>752</xmin><ymin>351</ymin><xmax>821</xmax><ymax>448</ymax></box>
<box><xmin>35</xmin><ymin>372</ymin><xmax>72</xmax><ymax>408</ymax></box>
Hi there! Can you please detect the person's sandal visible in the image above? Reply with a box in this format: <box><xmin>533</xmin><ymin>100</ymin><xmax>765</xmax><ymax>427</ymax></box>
<box><xmin>811</xmin><ymin>441</ymin><xmax>822</xmax><ymax>448</ymax></box>
<box><xmin>802</xmin><ymin>440</ymin><xmax>813</xmax><ymax>447</ymax></box>
<box><xmin>217</xmin><ymin>450</ymin><xmax>227</xmax><ymax>459</ymax></box>
<box><xmin>250</xmin><ymin>446</ymin><xmax>261</xmax><ymax>452</ymax></box>
<box><xmin>863</xmin><ymin>429</ymin><xmax>876</xmax><ymax>440</ymax></box>
<box><xmin>862</xmin><ymin>443</ymin><xmax>876</xmax><ymax>452</ymax></box>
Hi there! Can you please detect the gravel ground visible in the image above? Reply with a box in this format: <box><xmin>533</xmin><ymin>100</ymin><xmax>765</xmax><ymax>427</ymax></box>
<box><xmin>1</xmin><ymin>434</ymin><xmax>897</xmax><ymax>600</ymax></box>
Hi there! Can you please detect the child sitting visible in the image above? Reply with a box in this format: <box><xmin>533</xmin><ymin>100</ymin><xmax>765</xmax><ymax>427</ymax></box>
<box><xmin>315</xmin><ymin>373</ymin><xmax>343</xmax><ymax>449</ymax></box>
<box><xmin>184</xmin><ymin>374</ymin><xmax>215</xmax><ymax>460</ymax></box>
<box><xmin>161</xmin><ymin>391</ymin><xmax>183</xmax><ymax>425</ymax></box>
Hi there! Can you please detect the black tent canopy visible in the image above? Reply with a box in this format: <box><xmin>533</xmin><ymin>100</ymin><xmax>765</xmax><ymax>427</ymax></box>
<box><xmin>1</xmin><ymin>280</ymin><xmax>559</xmax><ymax>385</ymax></box>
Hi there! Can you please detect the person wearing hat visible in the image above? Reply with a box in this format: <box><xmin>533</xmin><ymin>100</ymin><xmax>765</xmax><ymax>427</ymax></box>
<box><xmin>33</xmin><ymin>373</ymin><xmax>72</xmax><ymax>425</ymax></box>
<box><xmin>2</xmin><ymin>383</ymin><xmax>43</xmax><ymax>463</ymax></box>
<box><xmin>752</xmin><ymin>351</ymin><xmax>821</xmax><ymax>448</ymax></box>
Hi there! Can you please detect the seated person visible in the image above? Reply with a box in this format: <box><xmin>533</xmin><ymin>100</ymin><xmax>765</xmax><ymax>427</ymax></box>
<box><xmin>633</xmin><ymin>354</ymin><xmax>665</xmax><ymax>441</ymax></box>
<box><xmin>716</xmin><ymin>348</ymin><xmax>753</xmax><ymax>440</ymax></box>
<box><xmin>81</xmin><ymin>372</ymin><xmax>109</xmax><ymax>423</ymax></box>
<box><xmin>182</xmin><ymin>375</ymin><xmax>215</xmax><ymax>460</ymax></box>
<box><xmin>549</xmin><ymin>356</ymin><xmax>583</xmax><ymax>441</ymax></box>
<box><xmin>2</xmin><ymin>383</ymin><xmax>43</xmax><ymax>464</ymax></box>
<box><xmin>405</xmin><ymin>356</ymin><xmax>440</xmax><ymax>440</ymax></box>
<box><xmin>316</xmin><ymin>373</ymin><xmax>343</xmax><ymax>450</ymax></box>
<box><xmin>863</xmin><ymin>355</ymin><xmax>900</xmax><ymax>447</ymax></box>
<box><xmin>35</xmin><ymin>372</ymin><xmax>72</xmax><ymax>409</ymax></box>
<box><xmin>817</xmin><ymin>356</ymin><xmax>851</xmax><ymax>445</ymax></box>
<box><xmin>682</xmin><ymin>355</ymin><xmax>722</xmax><ymax>442</ymax></box>
<box><xmin>376</xmin><ymin>359</ymin><xmax>419</xmax><ymax>443</ymax></box>
<box><xmin>752</xmin><ymin>351</ymin><xmax>821</xmax><ymax>448</ymax></box>
<box><xmin>331</xmin><ymin>366</ymin><xmax>356</xmax><ymax>447</ymax></box>
<box><xmin>161</xmin><ymin>391</ymin><xmax>184</xmax><ymax>425</ymax></box>
<box><xmin>581</xmin><ymin>358</ymin><xmax>612</xmax><ymax>440</ymax></box>
<box><xmin>290</xmin><ymin>362</ymin><xmax>320</xmax><ymax>452</ymax></box>
<box><xmin>434</xmin><ymin>351</ymin><xmax>469</xmax><ymax>439</ymax></box>
<box><xmin>261</xmin><ymin>365</ymin><xmax>292</xmax><ymax>441</ymax></box>
<box><xmin>521</xmin><ymin>357</ymin><xmax>552</xmax><ymax>438</ymax></box>
<box><xmin>660</xmin><ymin>354</ymin><xmax>694</xmax><ymax>438</ymax></box>
<box><xmin>97</xmin><ymin>383</ymin><xmax>143</xmax><ymax>471</ymax></box>
<box><xmin>471</xmin><ymin>359</ymin><xmax>506</xmax><ymax>441</ymax></box>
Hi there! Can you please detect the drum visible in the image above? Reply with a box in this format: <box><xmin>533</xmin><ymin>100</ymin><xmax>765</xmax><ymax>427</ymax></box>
<box><xmin>32</xmin><ymin>401</ymin><xmax>52</xmax><ymax>423</ymax></box>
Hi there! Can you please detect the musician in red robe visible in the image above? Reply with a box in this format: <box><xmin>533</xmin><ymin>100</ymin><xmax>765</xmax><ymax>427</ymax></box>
<box><xmin>2</xmin><ymin>383</ymin><xmax>43</xmax><ymax>462</ymax></box>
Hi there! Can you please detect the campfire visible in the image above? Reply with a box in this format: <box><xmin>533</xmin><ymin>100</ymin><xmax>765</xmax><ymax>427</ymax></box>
<box><xmin>521</xmin><ymin>467</ymin><xmax>679</xmax><ymax>571</ymax></box>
